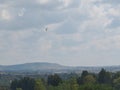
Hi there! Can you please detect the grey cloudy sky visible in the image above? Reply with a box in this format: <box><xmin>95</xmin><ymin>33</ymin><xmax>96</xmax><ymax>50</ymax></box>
<box><xmin>0</xmin><ymin>0</ymin><xmax>120</xmax><ymax>66</ymax></box>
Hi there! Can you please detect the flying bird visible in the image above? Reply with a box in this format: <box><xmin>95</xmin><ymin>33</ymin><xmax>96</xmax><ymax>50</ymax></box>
<box><xmin>45</xmin><ymin>27</ymin><xmax>48</xmax><ymax>32</ymax></box>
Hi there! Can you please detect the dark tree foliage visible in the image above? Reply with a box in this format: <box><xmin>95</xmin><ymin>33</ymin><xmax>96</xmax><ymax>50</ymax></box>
<box><xmin>81</xmin><ymin>71</ymin><xmax>89</xmax><ymax>78</ymax></box>
<box><xmin>77</xmin><ymin>70</ymin><xmax>89</xmax><ymax>85</ymax></box>
<box><xmin>113</xmin><ymin>72</ymin><xmax>120</xmax><ymax>79</ymax></box>
<box><xmin>98</xmin><ymin>68</ymin><xmax>112</xmax><ymax>84</ymax></box>
<box><xmin>11</xmin><ymin>77</ymin><xmax>35</xmax><ymax>90</ymax></box>
<box><xmin>10</xmin><ymin>79</ymin><xmax>19</xmax><ymax>90</ymax></box>
<box><xmin>47</xmin><ymin>74</ymin><xmax>62</xmax><ymax>86</ymax></box>
<box><xmin>0</xmin><ymin>86</ymin><xmax>9</xmax><ymax>90</ymax></box>
<box><xmin>8</xmin><ymin>69</ymin><xmax>117</xmax><ymax>90</ymax></box>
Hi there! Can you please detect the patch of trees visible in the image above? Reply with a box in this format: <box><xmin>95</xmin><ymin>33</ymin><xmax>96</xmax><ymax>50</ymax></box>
<box><xmin>10</xmin><ymin>68</ymin><xmax>120</xmax><ymax>90</ymax></box>
<box><xmin>0</xmin><ymin>86</ymin><xmax>9</xmax><ymax>90</ymax></box>
<box><xmin>11</xmin><ymin>77</ymin><xmax>45</xmax><ymax>90</ymax></box>
<box><xmin>47</xmin><ymin>74</ymin><xmax>62</xmax><ymax>86</ymax></box>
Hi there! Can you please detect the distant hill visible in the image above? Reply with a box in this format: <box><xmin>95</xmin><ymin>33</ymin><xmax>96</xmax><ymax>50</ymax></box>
<box><xmin>0</xmin><ymin>62</ymin><xmax>120</xmax><ymax>73</ymax></box>
<box><xmin>0</xmin><ymin>62</ymin><xmax>69</xmax><ymax>71</ymax></box>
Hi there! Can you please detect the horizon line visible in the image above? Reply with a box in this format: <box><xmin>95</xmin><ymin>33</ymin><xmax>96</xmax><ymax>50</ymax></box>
<box><xmin>0</xmin><ymin>61</ymin><xmax>120</xmax><ymax>67</ymax></box>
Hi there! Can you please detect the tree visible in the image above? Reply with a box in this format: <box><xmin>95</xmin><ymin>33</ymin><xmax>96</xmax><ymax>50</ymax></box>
<box><xmin>10</xmin><ymin>77</ymin><xmax>35</xmax><ymax>90</ymax></box>
<box><xmin>84</xmin><ymin>75</ymin><xmax>96</xmax><ymax>84</ymax></box>
<box><xmin>79</xmin><ymin>84</ymin><xmax>113</xmax><ymax>90</ymax></box>
<box><xmin>47</xmin><ymin>74</ymin><xmax>62</xmax><ymax>86</ymax></box>
<box><xmin>77</xmin><ymin>70</ymin><xmax>89</xmax><ymax>85</ymax></box>
<box><xmin>113</xmin><ymin>77</ymin><xmax>120</xmax><ymax>90</ymax></box>
<box><xmin>113</xmin><ymin>72</ymin><xmax>120</xmax><ymax>80</ymax></box>
<box><xmin>20</xmin><ymin>77</ymin><xmax>35</xmax><ymax>90</ymax></box>
<box><xmin>98</xmin><ymin>68</ymin><xmax>112</xmax><ymax>84</ymax></box>
<box><xmin>10</xmin><ymin>79</ymin><xmax>19</xmax><ymax>90</ymax></box>
<box><xmin>34</xmin><ymin>79</ymin><xmax>46</xmax><ymax>90</ymax></box>
<box><xmin>81</xmin><ymin>71</ymin><xmax>89</xmax><ymax>78</ymax></box>
<box><xmin>16</xmin><ymin>88</ymin><xmax>22</xmax><ymax>90</ymax></box>
<box><xmin>69</xmin><ymin>78</ymin><xmax>79</xmax><ymax>90</ymax></box>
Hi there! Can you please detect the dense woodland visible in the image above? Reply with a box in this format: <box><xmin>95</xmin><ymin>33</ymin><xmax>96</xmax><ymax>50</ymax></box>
<box><xmin>1</xmin><ymin>68</ymin><xmax>120</xmax><ymax>90</ymax></box>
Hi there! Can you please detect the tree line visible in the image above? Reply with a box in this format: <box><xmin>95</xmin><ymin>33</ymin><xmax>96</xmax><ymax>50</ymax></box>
<box><xmin>10</xmin><ymin>68</ymin><xmax>120</xmax><ymax>90</ymax></box>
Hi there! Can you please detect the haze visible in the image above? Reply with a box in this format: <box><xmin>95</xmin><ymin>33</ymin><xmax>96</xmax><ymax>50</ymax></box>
<box><xmin>0</xmin><ymin>0</ymin><xmax>120</xmax><ymax>66</ymax></box>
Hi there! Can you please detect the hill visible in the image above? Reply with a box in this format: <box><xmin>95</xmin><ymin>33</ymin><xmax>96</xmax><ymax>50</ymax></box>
<box><xmin>0</xmin><ymin>62</ymin><xmax>120</xmax><ymax>73</ymax></box>
<box><xmin>0</xmin><ymin>62</ymin><xmax>70</xmax><ymax>73</ymax></box>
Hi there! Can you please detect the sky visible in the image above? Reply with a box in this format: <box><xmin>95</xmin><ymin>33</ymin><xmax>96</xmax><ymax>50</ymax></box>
<box><xmin>0</xmin><ymin>0</ymin><xmax>120</xmax><ymax>66</ymax></box>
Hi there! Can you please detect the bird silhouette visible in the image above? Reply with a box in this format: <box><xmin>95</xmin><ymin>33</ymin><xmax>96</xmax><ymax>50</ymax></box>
<box><xmin>45</xmin><ymin>27</ymin><xmax>48</xmax><ymax>32</ymax></box>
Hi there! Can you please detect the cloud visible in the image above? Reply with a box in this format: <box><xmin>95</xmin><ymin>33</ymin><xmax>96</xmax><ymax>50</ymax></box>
<box><xmin>0</xmin><ymin>6</ymin><xmax>67</xmax><ymax>30</ymax></box>
<box><xmin>0</xmin><ymin>9</ymin><xmax>12</xmax><ymax>20</ymax></box>
<box><xmin>18</xmin><ymin>8</ymin><xmax>26</xmax><ymax>17</ymax></box>
<box><xmin>101</xmin><ymin>0</ymin><xmax>120</xmax><ymax>5</ymax></box>
<box><xmin>37</xmin><ymin>0</ymin><xmax>50</xmax><ymax>4</ymax></box>
<box><xmin>91</xmin><ymin>35</ymin><xmax>120</xmax><ymax>50</ymax></box>
<box><xmin>107</xmin><ymin>18</ymin><xmax>120</xmax><ymax>28</ymax></box>
<box><xmin>0</xmin><ymin>0</ymin><xmax>82</xmax><ymax>30</ymax></box>
<box><xmin>0</xmin><ymin>0</ymin><xmax>120</xmax><ymax>65</ymax></box>
<box><xmin>55</xmin><ymin>19</ymin><xmax>79</xmax><ymax>34</ymax></box>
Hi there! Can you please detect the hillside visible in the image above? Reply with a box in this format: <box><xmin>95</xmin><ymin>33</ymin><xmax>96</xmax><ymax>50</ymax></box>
<box><xmin>0</xmin><ymin>62</ymin><xmax>120</xmax><ymax>73</ymax></box>
<box><xmin>0</xmin><ymin>62</ymin><xmax>70</xmax><ymax>72</ymax></box>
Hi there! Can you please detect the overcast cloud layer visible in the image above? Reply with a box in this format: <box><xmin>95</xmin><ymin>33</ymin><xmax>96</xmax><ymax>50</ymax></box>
<box><xmin>0</xmin><ymin>0</ymin><xmax>120</xmax><ymax>66</ymax></box>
